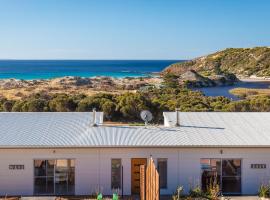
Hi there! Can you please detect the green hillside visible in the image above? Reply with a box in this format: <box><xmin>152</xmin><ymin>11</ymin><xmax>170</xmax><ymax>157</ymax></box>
<box><xmin>163</xmin><ymin>47</ymin><xmax>270</xmax><ymax>77</ymax></box>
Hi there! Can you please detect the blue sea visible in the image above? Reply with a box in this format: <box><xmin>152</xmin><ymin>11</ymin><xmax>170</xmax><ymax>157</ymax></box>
<box><xmin>0</xmin><ymin>60</ymin><xmax>181</xmax><ymax>80</ymax></box>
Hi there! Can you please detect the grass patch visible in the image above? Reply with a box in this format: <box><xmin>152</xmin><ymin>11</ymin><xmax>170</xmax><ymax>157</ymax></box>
<box><xmin>230</xmin><ymin>87</ymin><xmax>270</xmax><ymax>98</ymax></box>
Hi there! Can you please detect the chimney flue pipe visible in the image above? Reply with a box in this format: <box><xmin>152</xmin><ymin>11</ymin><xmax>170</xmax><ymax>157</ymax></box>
<box><xmin>175</xmin><ymin>108</ymin><xmax>180</xmax><ymax>127</ymax></box>
<box><xmin>92</xmin><ymin>108</ymin><xmax>98</xmax><ymax>127</ymax></box>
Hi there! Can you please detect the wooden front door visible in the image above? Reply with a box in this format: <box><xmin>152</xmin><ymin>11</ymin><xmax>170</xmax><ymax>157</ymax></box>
<box><xmin>131</xmin><ymin>158</ymin><xmax>147</xmax><ymax>194</ymax></box>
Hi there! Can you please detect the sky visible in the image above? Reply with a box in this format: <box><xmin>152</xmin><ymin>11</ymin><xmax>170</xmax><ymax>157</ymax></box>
<box><xmin>0</xmin><ymin>0</ymin><xmax>269</xmax><ymax>60</ymax></box>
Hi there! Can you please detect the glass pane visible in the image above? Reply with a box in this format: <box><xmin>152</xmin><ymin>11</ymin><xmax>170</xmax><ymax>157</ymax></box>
<box><xmin>56</xmin><ymin>159</ymin><xmax>68</xmax><ymax>170</ymax></box>
<box><xmin>34</xmin><ymin>160</ymin><xmax>46</xmax><ymax>176</ymax></box>
<box><xmin>201</xmin><ymin>159</ymin><xmax>221</xmax><ymax>192</ymax></box>
<box><xmin>70</xmin><ymin>159</ymin><xmax>75</xmax><ymax>168</ymax></box>
<box><xmin>200</xmin><ymin>159</ymin><xmax>210</xmax><ymax>170</ymax></box>
<box><xmin>34</xmin><ymin>159</ymin><xmax>75</xmax><ymax>195</ymax></box>
<box><xmin>222</xmin><ymin>160</ymin><xmax>241</xmax><ymax>176</ymax></box>
<box><xmin>201</xmin><ymin>159</ymin><xmax>221</xmax><ymax>172</ymax></box>
<box><xmin>222</xmin><ymin>176</ymin><xmax>241</xmax><ymax>193</ymax></box>
<box><xmin>211</xmin><ymin>159</ymin><xmax>221</xmax><ymax>175</ymax></box>
<box><xmin>111</xmin><ymin>159</ymin><xmax>121</xmax><ymax>189</ymax></box>
<box><xmin>68</xmin><ymin>169</ymin><xmax>75</xmax><ymax>194</ymax></box>
<box><xmin>47</xmin><ymin>177</ymin><xmax>54</xmax><ymax>194</ymax></box>
<box><xmin>55</xmin><ymin>159</ymin><xmax>68</xmax><ymax>194</ymax></box>
<box><xmin>158</xmin><ymin>159</ymin><xmax>167</xmax><ymax>189</ymax></box>
<box><xmin>47</xmin><ymin>160</ymin><xmax>55</xmax><ymax>176</ymax></box>
<box><xmin>55</xmin><ymin>159</ymin><xmax>75</xmax><ymax>194</ymax></box>
<box><xmin>55</xmin><ymin>172</ymin><xmax>68</xmax><ymax>194</ymax></box>
<box><xmin>34</xmin><ymin>177</ymin><xmax>46</xmax><ymax>194</ymax></box>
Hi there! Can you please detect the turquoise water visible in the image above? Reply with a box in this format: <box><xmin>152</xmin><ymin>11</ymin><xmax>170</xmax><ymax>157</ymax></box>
<box><xmin>0</xmin><ymin>60</ymin><xmax>181</xmax><ymax>80</ymax></box>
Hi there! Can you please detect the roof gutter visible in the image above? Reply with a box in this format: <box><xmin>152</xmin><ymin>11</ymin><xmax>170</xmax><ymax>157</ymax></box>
<box><xmin>1</xmin><ymin>145</ymin><xmax>270</xmax><ymax>149</ymax></box>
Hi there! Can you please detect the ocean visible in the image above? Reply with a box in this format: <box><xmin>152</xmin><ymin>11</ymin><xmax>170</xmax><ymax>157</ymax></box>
<box><xmin>0</xmin><ymin>60</ymin><xmax>181</xmax><ymax>80</ymax></box>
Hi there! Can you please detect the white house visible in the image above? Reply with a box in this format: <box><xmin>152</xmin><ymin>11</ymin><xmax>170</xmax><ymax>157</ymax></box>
<box><xmin>0</xmin><ymin>111</ymin><xmax>270</xmax><ymax>196</ymax></box>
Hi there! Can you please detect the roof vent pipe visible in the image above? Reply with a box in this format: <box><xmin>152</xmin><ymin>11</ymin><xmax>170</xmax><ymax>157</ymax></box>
<box><xmin>175</xmin><ymin>108</ymin><xmax>180</xmax><ymax>127</ymax></box>
<box><xmin>92</xmin><ymin>108</ymin><xmax>98</xmax><ymax>127</ymax></box>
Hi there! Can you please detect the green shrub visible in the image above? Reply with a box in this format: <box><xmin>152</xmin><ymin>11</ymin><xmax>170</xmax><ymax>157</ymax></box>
<box><xmin>258</xmin><ymin>184</ymin><xmax>270</xmax><ymax>198</ymax></box>
<box><xmin>189</xmin><ymin>185</ymin><xmax>203</xmax><ymax>197</ymax></box>
<box><xmin>206</xmin><ymin>178</ymin><xmax>220</xmax><ymax>200</ymax></box>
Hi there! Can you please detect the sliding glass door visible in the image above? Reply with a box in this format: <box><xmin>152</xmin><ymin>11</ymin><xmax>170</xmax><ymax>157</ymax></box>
<box><xmin>201</xmin><ymin>159</ymin><xmax>221</xmax><ymax>192</ymax></box>
<box><xmin>55</xmin><ymin>159</ymin><xmax>75</xmax><ymax>195</ymax></box>
<box><xmin>222</xmin><ymin>159</ymin><xmax>241</xmax><ymax>193</ymax></box>
<box><xmin>34</xmin><ymin>160</ymin><xmax>55</xmax><ymax>194</ymax></box>
<box><xmin>201</xmin><ymin>158</ymin><xmax>241</xmax><ymax>194</ymax></box>
<box><xmin>34</xmin><ymin>159</ymin><xmax>75</xmax><ymax>195</ymax></box>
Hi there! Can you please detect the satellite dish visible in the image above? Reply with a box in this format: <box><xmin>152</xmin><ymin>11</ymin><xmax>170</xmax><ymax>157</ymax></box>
<box><xmin>140</xmin><ymin>110</ymin><xmax>153</xmax><ymax>126</ymax></box>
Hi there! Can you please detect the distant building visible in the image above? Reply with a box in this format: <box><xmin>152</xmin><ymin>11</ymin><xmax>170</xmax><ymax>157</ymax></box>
<box><xmin>0</xmin><ymin>111</ymin><xmax>270</xmax><ymax>196</ymax></box>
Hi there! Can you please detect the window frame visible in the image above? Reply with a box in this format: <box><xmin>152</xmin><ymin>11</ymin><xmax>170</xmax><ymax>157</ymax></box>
<box><xmin>34</xmin><ymin>160</ymin><xmax>55</xmax><ymax>195</ymax></box>
<box><xmin>200</xmin><ymin>158</ymin><xmax>242</xmax><ymax>195</ymax></box>
<box><xmin>157</xmin><ymin>158</ymin><xmax>168</xmax><ymax>189</ymax></box>
<box><xmin>111</xmin><ymin>158</ymin><xmax>122</xmax><ymax>190</ymax></box>
<box><xmin>33</xmin><ymin>159</ymin><xmax>75</xmax><ymax>195</ymax></box>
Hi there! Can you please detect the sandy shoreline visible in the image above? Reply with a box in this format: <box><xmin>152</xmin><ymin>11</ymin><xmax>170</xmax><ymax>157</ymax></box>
<box><xmin>239</xmin><ymin>77</ymin><xmax>270</xmax><ymax>82</ymax></box>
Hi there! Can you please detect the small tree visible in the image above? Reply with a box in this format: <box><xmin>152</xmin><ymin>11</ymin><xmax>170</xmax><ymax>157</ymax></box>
<box><xmin>116</xmin><ymin>93</ymin><xmax>149</xmax><ymax>121</ymax></box>
<box><xmin>3</xmin><ymin>100</ymin><xmax>14</xmax><ymax>112</ymax></box>
<box><xmin>49</xmin><ymin>94</ymin><xmax>77</xmax><ymax>112</ymax></box>
<box><xmin>22</xmin><ymin>99</ymin><xmax>49</xmax><ymax>112</ymax></box>
<box><xmin>162</xmin><ymin>73</ymin><xmax>180</xmax><ymax>89</ymax></box>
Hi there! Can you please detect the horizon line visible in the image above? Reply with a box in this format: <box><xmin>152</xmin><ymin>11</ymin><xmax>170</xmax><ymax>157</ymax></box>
<box><xmin>0</xmin><ymin>58</ymin><xmax>186</xmax><ymax>61</ymax></box>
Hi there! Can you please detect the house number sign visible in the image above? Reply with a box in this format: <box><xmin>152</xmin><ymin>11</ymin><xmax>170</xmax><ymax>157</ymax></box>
<box><xmin>251</xmin><ymin>164</ymin><xmax>266</xmax><ymax>169</ymax></box>
<box><xmin>9</xmin><ymin>165</ymin><xmax>24</xmax><ymax>170</ymax></box>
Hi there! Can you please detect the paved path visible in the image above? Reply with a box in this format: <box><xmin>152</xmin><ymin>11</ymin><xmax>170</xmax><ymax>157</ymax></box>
<box><xmin>222</xmin><ymin>196</ymin><xmax>259</xmax><ymax>200</ymax></box>
<box><xmin>21</xmin><ymin>197</ymin><xmax>56</xmax><ymax>200</ymax></box>
<box><xmin>18</xmin><ymin>196</ymin><xmax>261</xmax><ymax>200</ymax></box>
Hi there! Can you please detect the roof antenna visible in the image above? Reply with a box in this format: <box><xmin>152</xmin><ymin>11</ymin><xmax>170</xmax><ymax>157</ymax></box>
<box><xmin>140</xmin><ymin>110</ymin><xmax>153</xmax><ymax>127</ymax></box>
<box><xmin>92</xmin><ymin>108</ymin><xmax>98</xmax><ymax>127</ymax></box>
<box><xmin>175</xmin><ymin>108</ymin><xmax>180</xmax><ymax>127</ymax></box>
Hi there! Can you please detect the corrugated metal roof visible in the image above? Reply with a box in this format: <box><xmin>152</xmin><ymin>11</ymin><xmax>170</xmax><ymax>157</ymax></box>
<box><xmin>0</xmin><ymin>112</ymin><xmax>270</xmax><ymax>148</ymax></box>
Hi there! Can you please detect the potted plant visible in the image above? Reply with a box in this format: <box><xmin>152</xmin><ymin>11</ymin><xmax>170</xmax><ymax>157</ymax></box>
<box><xmin>97</xmin><ymin>193</ymin><xmax>103</xmax><ymax>200</ymax></box>
<box><xmin>112</xmin><ymin>193</ymin><xmax>119</xmax><ymax>200</ymax></box>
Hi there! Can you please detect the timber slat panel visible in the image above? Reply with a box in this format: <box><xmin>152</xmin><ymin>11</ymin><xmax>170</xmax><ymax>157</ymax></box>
<box><xmin>143</xmin><ymin>157</ymin><xmax>159</xmax><ymax>200</ymax></box>
<box><xmin>140</xmin><ymin>165</ymin><xmax>145</xmax><ymax>200</ymax></box>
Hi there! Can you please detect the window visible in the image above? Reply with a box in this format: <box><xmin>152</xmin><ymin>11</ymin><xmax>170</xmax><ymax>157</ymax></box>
<box><xmin>34</xmin><ymin>160</ymin><xmax>55</xmax><ymax>194</ymax></box>
<box><xmin>111</xmin><ymin>159</ymin><xmax>122</xmax><ymax>189</ymax></box>
<box><xmin>200</xmin><ymin>159</ymin><xmax>241</xmax><ymax>194</ymax></box>
<box><xmin>201</xmin><ymin>159</ymin><xmax>221</xmax><ymax>192</ymax></box>
<box><xmin>55</xmin><ymin>159</ymin><xmax>75</xmax><ymax>195</ymax></box>
<box><xmin>157</xmin><ymin>158</ymin><xmax>167</xmax><ymax>189</ymax></box>
<box><xmin>222</xmin><ymin>159</ymin><xmax>241</xmax><ymax>193</ymax></box>
<box><xmin>34</xmin><ymin>159</ymin><xmax>75</xmax><ymax>195</ymax></box>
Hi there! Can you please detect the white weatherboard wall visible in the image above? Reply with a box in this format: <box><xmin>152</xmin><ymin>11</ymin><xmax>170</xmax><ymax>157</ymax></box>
<box><xmin>0</xmin><ymin>148</ymin><xmax>270</xmax><ymax>196</ymax></box>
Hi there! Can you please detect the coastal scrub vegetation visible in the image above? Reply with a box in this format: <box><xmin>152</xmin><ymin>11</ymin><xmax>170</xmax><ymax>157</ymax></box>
<box><xmin>1</xmin><ymin>84</ymin><xmax>270</xmax><ymax>122</ymax></box>
<box><xmin>0</xmin><ymin>74</ymin><xmax>270</xmax><ymax>122</ymax></box>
